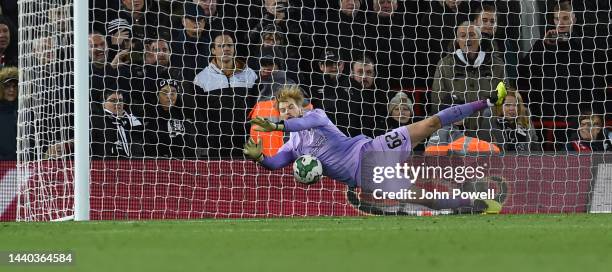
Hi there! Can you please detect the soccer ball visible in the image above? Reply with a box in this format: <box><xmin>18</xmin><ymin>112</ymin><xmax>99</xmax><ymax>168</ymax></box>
<box><xmin>293</xmin><ymin>155</ymin><xmax>323</xmax><ymax>184</ymax></box>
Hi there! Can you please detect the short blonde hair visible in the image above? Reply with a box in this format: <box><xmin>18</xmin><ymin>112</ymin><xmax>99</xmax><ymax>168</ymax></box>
<box><xmin>275</xmin><ymin>85</ymin><xmax>305</xmax><ymax>107</ymax></box>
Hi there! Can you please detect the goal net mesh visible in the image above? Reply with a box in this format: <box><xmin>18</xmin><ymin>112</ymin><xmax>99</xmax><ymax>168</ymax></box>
<box><xmin>12</xmin><ymin>0</ymin><xmax>612</xmax><ymax>220</ymax></box>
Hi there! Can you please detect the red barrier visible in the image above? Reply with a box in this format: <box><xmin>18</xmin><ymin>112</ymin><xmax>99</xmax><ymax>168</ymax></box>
<box><xmin>0</xmin><ymin>156</ymin><xmax>593</xmax><ymax>221</ymax></box>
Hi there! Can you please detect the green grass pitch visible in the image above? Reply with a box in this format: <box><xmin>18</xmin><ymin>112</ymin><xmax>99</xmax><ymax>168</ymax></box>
<box><xmin>1</xmin><ymin>214</ymin><xmax>612</xmax><ymax>272</ymax></box>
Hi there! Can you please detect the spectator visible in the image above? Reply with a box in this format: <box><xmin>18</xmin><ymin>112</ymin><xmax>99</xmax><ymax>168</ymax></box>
<box><xmin>478</xmin><ymin>89</ymin><xmax>540</xmax><ymax>152</ymax></box>
<box><xmin>472</xmin><ymin>3</ymin><xmax>499</xmax><ymax>54</ymax></box>
<box><xmin>248</xmin><ymin>24</ymin><xmax>299</xmax><ymax>82</ymax></box>
<box><xmin>313</xmin><ymin>0</ymin><xmax>366</xmax><ymax>59</ymax></box>
<box><xmin>89</xmin><ymin>32</ymin><xmax>119</xmax><ymax>106</ymax></box>
<box><xmin>471</xmin><ymin>2</ymin><xmax>521</xmax><ymax>79</ymax></box>
<box><xmin>518</xmin><ymin>0</ymin><xmax>607</xmax><ymax>120</ymax></box>
<box><xmin>115</xmin><ymin>0</ymin><xmax>160</xmax><ymax>41</ymax></box>
<box><xmin>111</xmin><ymin>36</ymin><xmax>169</xmax><ymax>116</ymax></box>
<box><xmin>0</xmin><ymin>15</ymin><xmax>17</xmax><ymax>68</ymax></box>
<box><xmin>33</xmin><ymin>36</ymin><xmax>58</xmax><ymax>66</ymax></box>
<box><xmin>566</xmin><ymin>113</ymin><xmax>612</xmax><ymax>152</ymax></box>
<box><xmin>171</xmin><ymin>2</ymin><xmax>211</xmax><ymax>85</ymax></box>
<box><xmin>144</xmin><ymin>79</ymin><xmax>198</xmax><ymax>159</ymax></box>
<box><xmin>106</xmin><ymin>18</ymin><xmax>134</xmax><ymax>65</ymax></box>
<box><xmin>118</xmin><ymin>38</ymin><xmax>181</xmax><ymax>116</ymax></box>
<box><xmin>248</xmin><ymin>0</ymin><xmax>303</xmax><ymax>72</ymax></box>
<box><xmin>193</xmin><ymin>32</ymin><xmax>257</xmax><ymax>92</ymax></box>
<box><xmin>47</xmin><ymin>5</ymin><xmax>72</xmax><ymax>35</ymax></box>
<box><xmin>431</xmin><ymin>21</ymin><xmax>505</xmax><ymax>134</ymax></box>
<box><xmin>255</xmin><ymin>49</ymin><xmax>295</xmax><ymax>101</ymax></box>
<box><xmin>192</xmin><ymin>0</ymin><xmax>235</xmax><ymax>34</ymax></box>
<box><xmin>144</xmin><ymin>39</ymin><xmax>172</xmax><ymax>69</ymax></box>
<box><xmin>90</xmin><ymin>90</ymin><xmax>144</xmax><ymax>158</ymax></box>
<box><xmin>89</xmin><ymin>32</ymin><xmax>108</xmax><ymax>69</ymax></box>
<box><xmin>0</xmin><ymin>66</ymin><xmax>16</xmax><ymax>160</ymax></box>
<box><xmin>350</xmin><ymin>55</ymin><xmax>376</xmax><ymax>90</ymax></box>
<box><xmin>251</xmin><ymin>0</ymin><xmax>302</xmax><ymax>43</ymax></box>
<box><xmin>386</xmin><ymin>91</ymin><xmax>413</xmax><ymax>128</ymax></box>
<box><xmin>349</xmin><ymin>55</ymin><xmax>389</xmax><ymax>106</ymax></box>
<box><xmin>193</xmin><ymin>32</ymin><xmax>258</xmax><ymax>158</ymax></box>
<box><xmin>417</xmin><ymin>0</ymin><xmax>469</xmax><ymax>88</ymax></box>
<box><xmin>193</xmin><ymin>0</ymin><xmax>217</xmax><ymax>17</ymax></box>
<box><xmin>308</xmin><ymin>49</ymin><xmax>350</xmax><ymax>113</ymax></box>
<box><xmin>341</xmin><ymin>55</ymin><xmax>389</xmax><ymax>138</ymax></box>
<box><xmin>386</xmin><ymin>91</ymin><xmax>424</xmax><ymax>152</ymax></box>
<box><xmin>364</xmin><ymin>0</ymin><xmax>420</xmax><ymax>88</ymax></box>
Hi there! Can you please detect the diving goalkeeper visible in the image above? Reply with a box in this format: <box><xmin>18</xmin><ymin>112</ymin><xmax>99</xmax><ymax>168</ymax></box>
<box><xmin>244</xmin><ymin>84</ymin><xmax>507</xmax><ymax>213</ymax></box>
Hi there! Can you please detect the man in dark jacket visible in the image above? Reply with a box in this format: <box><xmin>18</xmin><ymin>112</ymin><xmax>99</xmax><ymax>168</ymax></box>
<box><xmin>89</xmin><ymin>32</ymin><xmax>119</xmax><ymax>109</ymax></box>
<box><xmin>518</xmin><ymin>0</ymin><xmax>608</xmax><ymax>120</ymax></box>
<box><xmin>171</xmin><ymin>2</ymin><xmax>211</xmax><ymax>84</ymax></box>
<box><xmin>254</xmin><ymin>52</ymin><xmax>295</xmax><ymax>101</ymax></box>
<box><xmin>308</xmin><ymin>49</ymin><xmax>351</xmax><ymax>127</ymax></box>
<box><xmin>312</xmin><ymin>0</ymin><xmax>366</xmax><ymax>58</ymax></box>
<box><xmin>339</xmin><ymin>56</ymin><xmax>389</xmax><ymax>138</ymax></box>
<box><xmin>417</xmin><ymin>0</ymin><xmax>468</xmax><ymax>88</ymax></box>
<box><xmin>364</xmin><ymin>0</ymin><xmax>421</xmax><ymax>89</ymax></box>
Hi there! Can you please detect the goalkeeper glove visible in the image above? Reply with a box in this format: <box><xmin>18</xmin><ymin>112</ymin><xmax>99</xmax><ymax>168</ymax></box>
<box><xmin>243</xmin><ymin>138</ymin><xmax>264</xmax><ymax>162</ymax></box>
<box><xmin>489</xmin><ymin>81</ymin><xmax>508</xmax><ymax>106</ymax></box>
<box><xmin>251</xmin><ymin>117</ymin><xmax>284</xmax><ymax>132</ymax></box>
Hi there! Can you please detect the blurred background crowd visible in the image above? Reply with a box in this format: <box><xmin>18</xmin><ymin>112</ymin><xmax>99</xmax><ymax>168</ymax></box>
<box><xmin>1</xmin><ymin>0</ymin><xmax>611</xmax><ymax>160</ymax></box>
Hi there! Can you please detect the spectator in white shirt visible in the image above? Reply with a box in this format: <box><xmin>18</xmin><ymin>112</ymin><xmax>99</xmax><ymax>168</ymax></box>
<box><xmin>193</xmin><ymin>32</ymin><xmax>257</xmax><ymax>92</ymax></box>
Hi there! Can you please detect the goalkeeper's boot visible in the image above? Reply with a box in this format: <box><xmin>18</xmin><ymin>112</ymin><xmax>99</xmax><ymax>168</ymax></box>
<box><xmin>474</xmin><ymin>199</ymin><xmax>502</xmax><ymax>214</ymax></box>
<box><xmin>489</xmin><ymin>81</ymin><xmax>507</xmax><ymax>106</ymax></box>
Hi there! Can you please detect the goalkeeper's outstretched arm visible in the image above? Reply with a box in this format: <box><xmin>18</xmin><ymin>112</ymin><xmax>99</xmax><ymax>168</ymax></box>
<box><xmin>251</xmin><ymin>109</ymin><xmax>329</xmax><ymax>133</ymax></box>
<box><xmin>243</xmin><ymin>138</ymin><xmax>297</xmax><ymax>170</ymax></box>
<box><xmin>261</xmin><ymin>150</ymin><xmax>297</xmax><ymax>170</ymax></box>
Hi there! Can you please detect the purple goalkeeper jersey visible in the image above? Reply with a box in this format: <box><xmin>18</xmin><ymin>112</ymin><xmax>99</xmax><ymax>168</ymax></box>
<box><xmin>261</xmin><ymin>109</ymin><xmax>371</xmax><ymax>186</ymax></box>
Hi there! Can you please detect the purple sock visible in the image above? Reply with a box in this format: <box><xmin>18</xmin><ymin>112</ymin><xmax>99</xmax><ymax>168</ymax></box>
<box><xmin>433</xmin><ymin>198</ymin><xmax>472</xmax><ymax>210</ymax></box>
<box><xmin>435</xmin><ymin>100</ymin><xmax>489</xmax><ymax>127</ymax></box>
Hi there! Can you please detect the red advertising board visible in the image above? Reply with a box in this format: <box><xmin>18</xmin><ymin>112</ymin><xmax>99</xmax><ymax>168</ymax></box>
<box><xmin>0</xmin><ymin>156</ymin><xmax>593</xmax><ymax>221</ymax></box>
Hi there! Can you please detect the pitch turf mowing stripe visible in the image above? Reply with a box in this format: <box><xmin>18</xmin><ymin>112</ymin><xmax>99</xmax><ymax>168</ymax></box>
<box><xmin>1</xmin><ymin>214</ymin><xmax>611</xmax><ymax>272</ymax></box>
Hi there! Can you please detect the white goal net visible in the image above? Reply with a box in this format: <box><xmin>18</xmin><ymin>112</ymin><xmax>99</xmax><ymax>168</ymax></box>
<box><xmin>9</xmin><ymin>0</ymin><xmax>612</xmax><ymax>221</ymax></box>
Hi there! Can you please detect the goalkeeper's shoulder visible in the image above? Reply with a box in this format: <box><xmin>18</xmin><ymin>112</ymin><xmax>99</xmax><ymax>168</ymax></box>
<box><xmin>305</xmin><ymin>108</ymin><xmax>331</xmax><ymax>121</ymax></box>
<box><xmin>303</xmin><ymin>108</ymin><xmax>332</xmax><ymax>124</ymax></box>
<box><xmin>305</xmin><ymin>108</ymin><xmax>325</xmax><ymax>116</ymax></box>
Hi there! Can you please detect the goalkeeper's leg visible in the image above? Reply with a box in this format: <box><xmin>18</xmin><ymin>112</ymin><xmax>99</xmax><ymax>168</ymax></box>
<box><xmin>406</xmin><ymin>81</ymin><xmax>507</xmax><ymax>146</ymax></box>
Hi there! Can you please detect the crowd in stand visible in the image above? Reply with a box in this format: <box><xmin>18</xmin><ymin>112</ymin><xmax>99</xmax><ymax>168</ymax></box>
<box><xmin>1</xmin><ymin>0</ymin><xmax>612</xmax><ymax>160</ymax></box>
